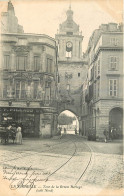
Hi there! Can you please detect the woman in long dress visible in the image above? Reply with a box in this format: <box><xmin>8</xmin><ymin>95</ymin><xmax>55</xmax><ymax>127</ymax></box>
<box><xmin>16</xmin><ymin>126</ymin><xmax>22</xmax><ymax>144</ymax></box>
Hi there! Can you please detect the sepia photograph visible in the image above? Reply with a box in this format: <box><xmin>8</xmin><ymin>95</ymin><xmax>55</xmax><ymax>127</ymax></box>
<box><xmin>0</xmin><ymin>0</ymin><xmax>123</xmax><ymax>195</ymax></box>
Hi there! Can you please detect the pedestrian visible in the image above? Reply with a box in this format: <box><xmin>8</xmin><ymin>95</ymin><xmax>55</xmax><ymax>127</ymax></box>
<box><xmin>75</xmin><ymin>128</ymin><xmax>77</xmax><ymax>135</ymax></box>
<box><xmin>16</xmin><ymin>125</ymin><xmax>22</xmax><ymax>144</ymax></box>
<box><xmin>6</xmin><ymin>125</ymin><xmax>12</xmax><ymax>144</ymax></box>
<box><xmin>103</xmin><ymin>128</ymin><xmax>109</xmax><ymax>143</ymax></box>
<box><xmin>11</xmin><ymin>126</ymin><xmax>16</xmax><ymax>144</ymax></box>
<box><xmin>110</xmin><ymin>127</ymin><xmax>114</xmax><ymax>141</ymax></box>
<box><xmin>64</xmin><ymin>128</ymin><xmax>66</xmax><ymax>134</ymax></box>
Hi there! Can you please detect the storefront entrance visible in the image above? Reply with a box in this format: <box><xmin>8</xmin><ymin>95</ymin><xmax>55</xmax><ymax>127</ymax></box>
<box><xmin>0</xmin><ymin>108</ymin><xmax>40</xmax><ymax>137</ymax></box>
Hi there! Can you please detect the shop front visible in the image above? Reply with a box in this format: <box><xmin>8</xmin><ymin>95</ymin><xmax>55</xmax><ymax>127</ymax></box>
<box><xmin>0</xmin><ymin>107</ymin><xmax>40</xmax><ymax>137</ymax></box>
<box><xmin>0</xmin><ymin>107</ymin><xmax>58</xmax><ymax>138</ymax></box>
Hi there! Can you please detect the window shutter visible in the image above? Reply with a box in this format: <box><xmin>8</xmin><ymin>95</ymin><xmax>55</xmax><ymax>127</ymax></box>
<box><xmin>108</xmin><ymin>56</ymin><xmax>111</xmax><ymax>70</ymax></box>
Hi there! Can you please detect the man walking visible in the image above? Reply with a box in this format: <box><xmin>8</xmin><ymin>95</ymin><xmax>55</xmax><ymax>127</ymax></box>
<box><xmin>103</xmin><ymin>128</ymin><xmax>109</xmax><ymax>143</ymax></box>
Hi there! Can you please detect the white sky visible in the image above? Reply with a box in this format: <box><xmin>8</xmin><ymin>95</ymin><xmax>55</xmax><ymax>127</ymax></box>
<box><xmin>61</xmin><ymin>110</ymin><xmax>76</xmax><ymax>117</ymax></box>
<box><xmin>1</xmin><ymin>0</ymin><xmax>123</xmax><ymax>52</ymax></box>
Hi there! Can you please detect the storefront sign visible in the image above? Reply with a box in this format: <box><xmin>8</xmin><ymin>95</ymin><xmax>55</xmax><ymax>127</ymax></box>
<box><xmin>0</xmin><ymin>107</ymin><xmax>57</xmax><ymax>114</ymax></box>
<box><xmin>2</xmin><ymin>108</ymin><xmax>34</xmax><ymax>113</ymax></box>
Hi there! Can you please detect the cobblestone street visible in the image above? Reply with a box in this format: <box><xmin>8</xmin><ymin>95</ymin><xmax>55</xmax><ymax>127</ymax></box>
<box><xmin>0</xmin><ymin>134</ymin><xmax>123</xmax><ymax>196</ymax></box>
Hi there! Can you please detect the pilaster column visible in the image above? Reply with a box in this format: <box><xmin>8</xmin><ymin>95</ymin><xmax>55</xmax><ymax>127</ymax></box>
<box><xmin>42</xmin><ymin>49</ymin><xmax>46</xmax><ymax>72</ymax></box>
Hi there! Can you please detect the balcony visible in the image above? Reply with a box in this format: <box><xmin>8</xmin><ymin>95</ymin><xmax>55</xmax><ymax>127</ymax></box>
<box><xmin>0</xmin><ymin>97</ymin><xmax>58</xmax><ymax>109</ymax></box>
<box><xmin>39</xmin><ymin>100</ymin><xmax>58</xmax><ymax>107</ymax></box>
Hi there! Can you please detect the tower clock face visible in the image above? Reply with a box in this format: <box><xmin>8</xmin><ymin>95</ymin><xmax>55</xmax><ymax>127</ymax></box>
<box><xmin>66</xmin><ymin>41</ymin><xmax>72</xmax><ymax>48</ymax></box>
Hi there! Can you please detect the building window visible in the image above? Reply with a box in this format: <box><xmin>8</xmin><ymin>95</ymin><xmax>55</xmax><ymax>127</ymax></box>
<box><xmin>97</xmin><ymin>59</ymin><xmax>100</xmax><ymax>75</ymax></box>
<box><xmin>3</xmin><ymin>80</ymin><xmax>9</xmax><ymax>98</ymax></box>
<box><xmin>21</xmin><ymin>81</ymin><xmax>26</xmax><ymax>99</ymax></box>
<box><xmin>110</xmin><ymin>37</ymin><xmax>118</xmax><ymax>46</ymax></box>
<box><xmin>94</xmin><ymin>63</ymin><xmax>97</xmax><ymax>79</ymax></box>
<box><xmin>16</xmin><ymin>56</ymin><xmax>27</xmax><ymax>71</ymax></box>
<box><xmin>97</xmin><ymin>81</ymin><xmax>100</xmax><ymax>98</ymax></box>
<box><xmin>109</xmin><ymin>79</ymin><xmax>117</xmax><ymax>97</ymax></box>
<box><xmin>47</xmin><ymin>58</ymin><xmax>52</xmax><ymax>73</ymax></box>
<box><xmin>66</xmin><ymin>84</ymin><xmax>70</xmax><ymax>91</ymax></box>
<box><xmin>3</xmin><ymin>84</ymin><xmax>7</xmax><ymax>98</ymax></box>
<box><xmin>15</xmin><ymin>81</ymin><xmax>20</xmax><ymax>99</ymax></box>
<box><xmin>78</xmin><ymin>73</ymin><xmax>80</xmax><ymax>77</ymax></box>
<box><xmin>94</xmin><ymin>83</ymin><xmax>96</xmax><ymax>100</ymax></box>
<box><xmin>110</xmin><ymin>56</ymin><xmax>118</xmax><ymax>70</ymax></box>
<box><xmin>4</xmin><ymin>55</ymin><xmax>10</xmax><ymax>70</ymax></box>
<box><xmin>15</xmin><ymin>81</ymin><xmax>26</xmax><ymax>99</ymax></box>
<box><xmin>33</xmin><ymin>81</ymin><xmax>39</xmax><ymax>99</ymax></box>
<box><xmin>91</xmin><ymin>67</ymin><xmax>94</xmax><ymax>80</ymax></box>
<box><xmin>45</xmin><ymin>86</ymin><xmax>51</xmax><ymax>103</ymax></box>
<box><xmin>34</xmin><ymin>56</ymin><xmax>40</xmax><ymax>71</ymax></box>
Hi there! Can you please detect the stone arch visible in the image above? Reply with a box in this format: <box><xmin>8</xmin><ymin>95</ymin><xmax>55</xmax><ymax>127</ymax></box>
<box><xmin>108</xmin><ymin>105</ymin><xmax>123</xmax><ymax>114</ymax></box>
<box><xmin>58</xmin><ymin>110</ymin><xmax>79</xmax><ymax>133</ymax></box>
<box><xmin>109</xmin><ymin>107</ymin><xmax>123</xmax><ymax>138</ymax></box>
<box><xmin>58</xmin><ymin>109</ymin><xmax>78</xmax><ymax>118</ymax></box>
<box><xmin>58</xmin><ymin>103</ymin><xmax>80</xmax><ymax>117</ymax></box>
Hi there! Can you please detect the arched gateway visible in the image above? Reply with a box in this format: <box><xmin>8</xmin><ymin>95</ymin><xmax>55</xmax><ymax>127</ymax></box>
<box><xmin>109</xmin><ymin>107</ymin><xmax>123</xmax><ymax>138</ymax></box>
<box><xmin>58</xmin><ymin>110</ymin><xmax>79</xmax><ymax>135</ymax></box>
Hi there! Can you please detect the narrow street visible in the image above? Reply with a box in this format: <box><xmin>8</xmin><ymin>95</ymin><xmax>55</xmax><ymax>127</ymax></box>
<box><xmin>0</xmin><ymin>134</ymin><xmax>123</xmax><ymax>196</ymax></box>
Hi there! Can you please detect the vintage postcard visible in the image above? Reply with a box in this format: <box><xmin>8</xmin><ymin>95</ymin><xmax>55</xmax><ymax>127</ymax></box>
<box><xmin>0</xmin><ymin>0</ymin><xmax>123</xmax><ymax>196</ymax></box>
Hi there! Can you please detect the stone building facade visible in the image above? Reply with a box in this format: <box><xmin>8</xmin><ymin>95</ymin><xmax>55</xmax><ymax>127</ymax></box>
<box><xmin>0</xmin><ymin>1</ymin><xmax>58</xmax><ymax>138</ymax></box>
<box><xmin>55</xmin><ymin>6</ymin><xmax>87</xmax><ymax>117</ymax></box>
<box><xmin>80</xmin><ymin>23</ymin><xmax>123</xmax><ymax>139</ymax></box>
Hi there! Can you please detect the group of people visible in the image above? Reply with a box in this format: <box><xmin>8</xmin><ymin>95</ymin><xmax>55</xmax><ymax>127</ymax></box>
<box><xmin>6</xmin><ymin>124</ymin><xmax>22</xmax><ymax>144</ymax></box>
<box><xmin>103</xmin><ymin>127</ymin><xmax>116</xmax><ymax>143</ymax></box>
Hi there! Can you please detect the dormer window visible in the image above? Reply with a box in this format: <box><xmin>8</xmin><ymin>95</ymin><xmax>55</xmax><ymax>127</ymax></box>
<box><xmin>110</xmin><ymin>37</ymin><xmax>118</xmax><ymax>46</ymax></box>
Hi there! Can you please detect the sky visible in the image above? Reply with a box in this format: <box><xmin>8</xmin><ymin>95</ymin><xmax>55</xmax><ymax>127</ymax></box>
<box><xmin>0</xmin><ymin>0</ymin><xmax>123</xmax><ymax>52</ymax></box>
<box><xmin>61</xmin><ymin>110</ymin><xmax>76</xmax><ymax>117</ymax></box>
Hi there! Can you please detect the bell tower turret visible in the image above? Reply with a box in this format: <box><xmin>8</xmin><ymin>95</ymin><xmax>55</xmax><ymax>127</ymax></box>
<box><xmin>55</xmin><ymin>6</ymin><xmax>83</xmax><ymax>61</ymax></box>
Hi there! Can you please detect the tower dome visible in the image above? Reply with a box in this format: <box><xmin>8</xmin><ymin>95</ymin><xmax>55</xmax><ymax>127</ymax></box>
<box><xmin>59</xmin><ymin>6</ymin><xmax>79</xmax><ymax>35</ymax></box>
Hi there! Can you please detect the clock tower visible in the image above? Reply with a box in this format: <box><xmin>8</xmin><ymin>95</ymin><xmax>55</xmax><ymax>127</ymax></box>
<box><xmin>55</xmin><ymin>6</ymin><xmax>87</xmax><ymax>116</ymax></box>
<box><xmin>56</xmin><ymin>5</ymin><xmax>83</xmax><ymax>61</ymax></box>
